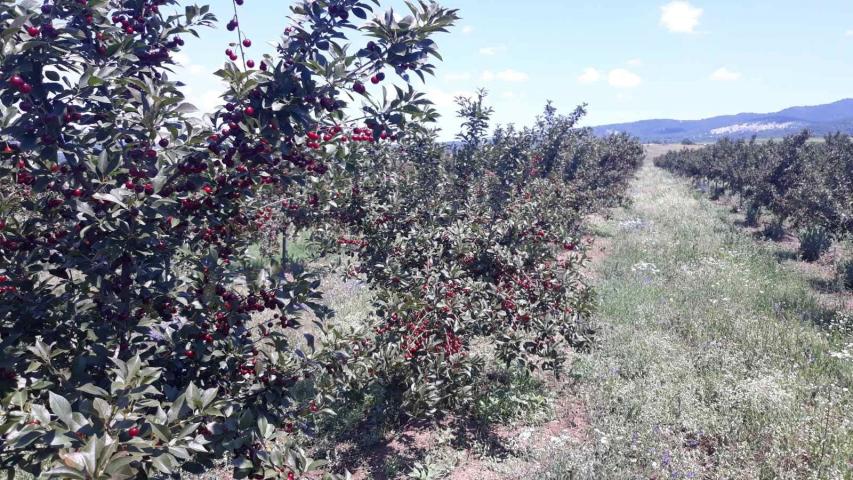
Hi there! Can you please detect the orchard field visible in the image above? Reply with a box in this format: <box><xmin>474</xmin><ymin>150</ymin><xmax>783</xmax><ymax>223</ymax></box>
<box><xmin>0</xmin><ymin>1</ymin><xmax>851</xmax><ymax>479</ymax></box>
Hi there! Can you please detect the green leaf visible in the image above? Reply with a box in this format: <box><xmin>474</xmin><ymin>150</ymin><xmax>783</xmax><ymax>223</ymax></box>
<box><xmin>87</xmin><ymin>75</ymin><xmax>105</xmax><ymax>87</ymax></box>
<box><xmin>31</xmin><ymin>404</ymin><xmax>51</xmax><ymax>425</ymax></box>
<box><xmin>92</xmin><ymin>398</ymin><xmax>112</xmax><ymax>421</ymax></box>
<box><xmin>48</xmin><ymin>392</ymin><xmax>73</xmax><ymax>426</ymax></box>
<box><xmin>152</xmin><ymin>453</ymin><xmax>175</xmax><ymax>474</ymax></box>
<box><xmin>78</xmin><ymin>384</ymin><xmax>109</xmax><ymax>398</ymax></box>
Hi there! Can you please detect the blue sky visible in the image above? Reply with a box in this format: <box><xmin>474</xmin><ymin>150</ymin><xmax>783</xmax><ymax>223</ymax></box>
<box><xmin>174</xmin><ymin>0</ymin><xmax>853</xmax><ymax>139</ymax></box>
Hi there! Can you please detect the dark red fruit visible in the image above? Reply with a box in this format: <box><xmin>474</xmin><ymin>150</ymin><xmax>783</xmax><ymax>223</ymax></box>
<box><xmin>128</xmin><ymin>426</ymin><xmax>140</xmax><ymax>438</ymax></box>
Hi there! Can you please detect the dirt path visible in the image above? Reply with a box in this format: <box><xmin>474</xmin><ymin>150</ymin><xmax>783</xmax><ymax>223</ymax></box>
<box><xmin>551</xmin><ymin>149</ymin><xmax>853</xmax><ymax>479</ymax></box>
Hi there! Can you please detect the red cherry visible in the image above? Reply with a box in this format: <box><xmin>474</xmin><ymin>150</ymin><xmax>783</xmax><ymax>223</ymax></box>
<box><xmin>8</xmin><ymin>75</ymin><xmax>23</xmax><ymax>88</ymax></box>
<box><xmin>307</xmin><ymin>131</ymin><xmax>319</xmax><ymax>141</ymax></box>
<box><xmin>244</xmin><ymin>106</ymin><xmax>255</xmax><ymax>117</ymax></box>
<box><xmin>128</xmin><ymin>426</ymin><xmax>140</xmax><ymax>438</ymax></box>
<box><xmin>19</xmin><ymin>83</ymin><xmax>32</xmax><ymax>94</ymax></box>
<box><xmin>158</xmin><ymin>138</ymin><xmax>169</xmax><ymax>148</ymax></box>
<box><xmin>185</xmin><ymin>350</ymin><xmax>195</xmax><ymax>358</ymax></box>
<box><xmin>145</xmin><ymin>149</ymin><xmax>157</xmax><ymax>159</ymax></box>
<box><xmin>71</xmin><ymin>188</ymin><xmax>83</xmax><ymax>198</ymax></box>
<box><xmin>370</xmin><ymin>75</ymin><xmax>380</xmax><ymax>85</ymax></box>
<box><xmin>246</xmin><ymin>59</ymin><xmax>255</xmax><ymax>68</ymax></box>
<box><xmin>143</xmin><ymin>183</ymin><xmax>153</xmax><ymax>195</ymax></box>
<box><xmin>242</xmin><ymin>38</ymin><xmax>252</xmax><ymax>48</ymax></box>
<box><xmin>26</xmin><ymin>26</ymin><xmax>39</xmax><ymax>37</ymax></box>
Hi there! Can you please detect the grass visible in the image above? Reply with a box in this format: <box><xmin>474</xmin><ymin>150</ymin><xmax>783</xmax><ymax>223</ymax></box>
<box><xmin>543</xmin><ymin>158</ymin><xmax>853</xmax><ymax>479</ymax></box>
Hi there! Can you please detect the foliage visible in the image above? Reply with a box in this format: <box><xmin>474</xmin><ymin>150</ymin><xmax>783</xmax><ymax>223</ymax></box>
<box><xmin>798</xmin><ymin>226</ymin><xmax>832</xmax><ymax>262</ymax></box>
<box><xmin>0</xmin><ymin>0</ymin><xmax>645</xmax><ymax>477</ymax></box>
<box><xmin>0</xmin><ymin>0</ymin><xmax>458</xmax><ymax>477</ymax></box>
<box><xmin>839</xmin><ymin>259</ymin><xmax>853</xmax><ymax>291</ymax></box>
<box><xmin>314</xmin><ymin>95</ymin><xmax>643</xmax><ymax>418</ymax></box>
<box><xmin>654</xmin><ymin>132</ymin><xmax>853</xmax><ymax>243</ymax></box>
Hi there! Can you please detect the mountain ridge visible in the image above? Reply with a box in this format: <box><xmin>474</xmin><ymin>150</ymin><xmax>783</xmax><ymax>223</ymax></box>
<box><xmin>591</xmin><ymin>99</ymin><xmax>853</xmax><ymax>142</ymax></box>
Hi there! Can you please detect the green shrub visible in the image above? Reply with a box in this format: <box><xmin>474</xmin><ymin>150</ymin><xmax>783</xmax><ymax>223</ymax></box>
<box><xmin>764</xmin><ymin>220</ymin><xmax>786</xmax><ymax>241</ymax></box>
<box><xmin>0</xmin><ymin>1</ymin><xmax>459</xmax><ymax>478</ymax></box>
<box><xmin>799</xmin><ymin>227</ymin><xmax>833</xmax><ymax>262</ymax></box>
<box><xmin>745</xmin><ymin>202</ymin><xmax>761</xmax><ymax>227</ymax></box>
<box><xmin>839</xmin><ymin>259</ymin><xmax>853</xmax><ymax>291</ymax></box>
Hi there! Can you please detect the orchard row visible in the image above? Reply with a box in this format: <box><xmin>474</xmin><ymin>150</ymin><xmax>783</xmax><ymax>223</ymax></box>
<box><xmin>0</xmin><ymin>1</ymin><xmax>643</xmax><ymax>479</ymax></box>
<box><xmin>655</xmin><ymin>132</ymin><xmax>853</xmax><ymax>267</ymax></box>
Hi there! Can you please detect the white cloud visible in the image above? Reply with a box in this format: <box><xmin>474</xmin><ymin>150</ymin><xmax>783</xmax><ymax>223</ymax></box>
<box><xmin>496</xmin><ymin>69</ymin><xmax>529</xmax><ymax>82</ymax></box>
<box><xmin>479</xmin><ymin>45</ymin><xmax>506</xmax><ymax>56</ymax></box>
<box><xmin>462</xmin><ymin>25</ymin><xmax>474</xmax><ymax>34</ymax></box>
<box><xmin>577</xmin><ymin>67</ymin><xmax>602</xmax><ymax>85</ymax></box>
<box><xmin>184</xmin><ymin>88</ymin><xmax>223</xmax><ymax>114</ymax></box>
<box><xmin>481</xmin><ymin>69</ymin><xmax>529</xmax><ymax>83</ymax></box>
<box><xmin>627</xmin><ymin>58</ymin><xmax>643</xmax><ymax>67</ymax></box>
<box><xmin>710</xmin><ymin>67</ymin><xmax>741</xmax><ymax>81</ymax></box>
<box><xmin>173</xmin><ymin>51</ymin><xmax>206</xmax><ymax>76</ymax></box>
<box><xmin>660</xmin><ymin>1</ymin><xmax>703</xmax><ymax>33</ymax></box>
<box><xmin>443</xmin><ymin>72</ymin><xmax>472</xmax><ymax>82</ymax></box>
<box><xmin>845</xmin><ymin>29</ymin><xmax>853</xmax><ymax>37</ymax></box>
<box><xmin>608</xmin><ymin>68</ymin><xmax>642</xmax><ymax>88</ymax></box>
<box><xmin>425</xmin><ymin>88</ymin><xmax>473</xmax><ymax>110</ymax></box>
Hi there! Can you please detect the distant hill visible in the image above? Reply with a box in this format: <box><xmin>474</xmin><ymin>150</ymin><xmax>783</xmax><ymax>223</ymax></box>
<box><xmin>591</xmin><ymin>99</ymin><xmax>853</xmax><ymax>143</ymax></box>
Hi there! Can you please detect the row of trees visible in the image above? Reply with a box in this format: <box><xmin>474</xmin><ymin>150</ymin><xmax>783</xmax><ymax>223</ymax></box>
<box><xmin>655</xmin><ymin>133</ymin><xmax>853</xmax><ymax>262</ymax></box>
<box><xmin>0</xmin><ymin>1</ymin><xmax>643</xmax><ymax>478</ymax></box>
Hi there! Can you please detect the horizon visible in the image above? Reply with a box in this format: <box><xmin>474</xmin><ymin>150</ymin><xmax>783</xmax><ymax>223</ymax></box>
<box><xmin>174</xmin><ymin>1</ymin><xmax>853</xmax><ymax>139</ymax></box>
